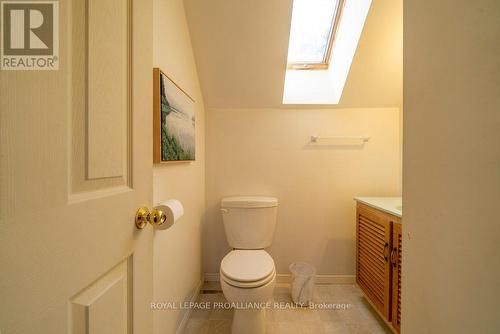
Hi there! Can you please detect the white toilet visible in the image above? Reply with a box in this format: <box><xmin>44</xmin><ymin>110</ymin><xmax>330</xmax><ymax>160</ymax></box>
<box><xmin>219</xmin><ymin>196</ymin><xmax>278</xmax><ymax>334</ymax></box>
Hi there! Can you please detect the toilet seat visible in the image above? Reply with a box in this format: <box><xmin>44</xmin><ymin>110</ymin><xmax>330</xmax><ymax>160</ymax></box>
<box><xmin>221</xmin><ymin>268</ymin><xmax>276</xmax><ymax>288</ymax></box>
<box><xmin>221</xmin><ymin>250</ymin><xmax>275</xmax><ymax>288</ymax></box>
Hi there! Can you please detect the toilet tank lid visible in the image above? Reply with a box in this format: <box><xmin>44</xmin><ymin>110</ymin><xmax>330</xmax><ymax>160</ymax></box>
<box><xmin>221</xmin><ymin>196</ymin><xmax>278</xmax><ymax>208</ymax></box>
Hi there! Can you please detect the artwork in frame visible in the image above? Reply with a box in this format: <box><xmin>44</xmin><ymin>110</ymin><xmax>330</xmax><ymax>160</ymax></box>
<box><xmin>153</xmin><ymin>68</ymin><xmax>196</xmax><ymax>163</ymax></box>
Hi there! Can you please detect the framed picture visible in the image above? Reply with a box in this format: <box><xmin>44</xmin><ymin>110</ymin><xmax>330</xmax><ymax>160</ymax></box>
<box><xmin>153</xmin><ymin>68</ymin><xmax>196</xmax><ymax>163</ymax></box>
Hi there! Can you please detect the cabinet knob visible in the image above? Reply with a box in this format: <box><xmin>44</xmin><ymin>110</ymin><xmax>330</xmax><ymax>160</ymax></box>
<box><xmin>390</xmin><ymin>247</ymin><xmax>398</xmax><ymax>268</ymax></box>
<box><xmin>383</xmin><ymin>243</ymin><xmax>389</xmax><ymax>262</ymax></box>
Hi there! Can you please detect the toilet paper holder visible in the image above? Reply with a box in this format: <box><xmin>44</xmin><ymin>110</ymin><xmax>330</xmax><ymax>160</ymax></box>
<box><xmin>135</xmin><ymin>207</ymin><xmax>167</xmax><ymax>229</ymax></box>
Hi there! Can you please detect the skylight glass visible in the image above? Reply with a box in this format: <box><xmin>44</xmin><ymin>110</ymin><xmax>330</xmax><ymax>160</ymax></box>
<box><xmin>287</xmin><ymin>0</ymin><xmax>340</xmax><ymax>64</ymax></box>
<box><xmin>283</xmin><ymin>0</ymin><xmax>373</xmax><ymax>104</ymax></box>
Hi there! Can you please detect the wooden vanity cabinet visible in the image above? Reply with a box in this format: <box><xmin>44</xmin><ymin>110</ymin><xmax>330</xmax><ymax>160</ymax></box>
<box><xmin>356</xmin><ymin>203</ymin><xmax>402</xmax><ymax>333</ymax></box>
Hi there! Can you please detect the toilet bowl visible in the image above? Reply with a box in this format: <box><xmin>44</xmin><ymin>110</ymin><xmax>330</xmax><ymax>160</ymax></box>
<box><xmin>219</xmin><ymin>196</ymin><xmax>278</xmax><ymax>334</ymax></box>
<box><xmin>220</xmin><ymin>250</ymin><xmax>276</xmax><ymax>334</ymax></box>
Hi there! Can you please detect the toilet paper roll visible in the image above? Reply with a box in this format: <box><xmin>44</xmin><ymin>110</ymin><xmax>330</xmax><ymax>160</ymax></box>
<box><xmin>154</xmin><ymin>199</ymin><xmax>184</xmax><ymax>230</ymax></box>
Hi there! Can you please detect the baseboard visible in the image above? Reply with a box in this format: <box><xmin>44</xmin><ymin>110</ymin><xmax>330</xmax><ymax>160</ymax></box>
<box><xmin>204</xmin><ymin>272</ymin><xmax>220</xmax><ymax>282</ymax></box>
<box><xmin>175</xmin><ymin>278</ymin><xmax>203</xmax><ymax>334</ymax></box>
<box><xmin>204</xmin><ymin>273</ymin><xmax>355</xmax><ymax>285</ymax></box>
<box><xmin>276</xmin><ymin>274</ymin><xmax>356</xmax><ymax>284</ymax></box>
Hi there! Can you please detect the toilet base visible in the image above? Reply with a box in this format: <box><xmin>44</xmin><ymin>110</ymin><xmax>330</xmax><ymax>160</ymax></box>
<box><xmin>220</xmin><ymin>258</ymin><xmax>275</xmax><ymax>334</ymax></box>
<box><xmin>231</xmin><ymin>308</ymin><xmax>266</xmax><ymax>334</ymax></box>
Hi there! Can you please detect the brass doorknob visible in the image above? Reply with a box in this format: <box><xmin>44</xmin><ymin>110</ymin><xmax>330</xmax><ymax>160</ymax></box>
<box><xmin>135</xmin><ymin>207</ymin><xmax>167</xmax><ymax>229</ymax></box>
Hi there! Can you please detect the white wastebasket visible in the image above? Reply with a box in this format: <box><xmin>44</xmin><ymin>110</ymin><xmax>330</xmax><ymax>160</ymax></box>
<box><xmin>289</xmin><ymin>262</ymin><xmax>316</xmax><ymax>306</ymax></box>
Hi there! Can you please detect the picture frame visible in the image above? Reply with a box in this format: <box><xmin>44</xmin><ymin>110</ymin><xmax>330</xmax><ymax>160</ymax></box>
<box><xmin>153</xmin><ymin>68</ymin><xmax>196</xmax><ymax>163</ymax></box>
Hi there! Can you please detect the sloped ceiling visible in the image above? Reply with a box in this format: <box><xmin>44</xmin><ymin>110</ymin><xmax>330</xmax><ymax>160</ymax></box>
<box><xmin>184</xmin><ymin>0</ymin><xmax>402</xmax><ymax>109</ymax></box>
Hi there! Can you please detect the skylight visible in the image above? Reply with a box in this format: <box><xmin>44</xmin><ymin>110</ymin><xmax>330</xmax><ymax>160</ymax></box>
<box><xmin>287</xmin><ymin>0</ymin><xmax>344</xmax><ymax>70</ymax></box>
<box><xmin>283</xmin><ymin>0</ymin><xmax>372</xmax><ymax>104</ymax></box>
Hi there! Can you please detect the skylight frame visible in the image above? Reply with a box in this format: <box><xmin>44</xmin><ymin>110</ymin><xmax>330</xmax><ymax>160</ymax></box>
<box><xmin>287</xmin><ymin>0</ymin><xmax>346</xmax><ymax>71</ymax></box>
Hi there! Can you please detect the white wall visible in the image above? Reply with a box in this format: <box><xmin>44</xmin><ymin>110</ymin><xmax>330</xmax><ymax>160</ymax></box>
<box><xmin>205</xmin><ymin>108</ymin><xmax>401</xmax><ymax>277</ymax></box>
<box><xmin>152</xmin><ymin>0</ymin><xmax>206</xmax><ymax>333</ymax></box>
<box><xmin>403</xmin><ymin>0</ymin><xmax>500</xmax><ymax>332</ymax></box>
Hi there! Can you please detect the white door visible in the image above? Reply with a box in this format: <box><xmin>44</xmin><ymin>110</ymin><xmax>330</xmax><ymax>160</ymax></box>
<box><xmin>0</xmin><ymin>0</ymin><xmax>153</xmax><ymax>333</ymax></box>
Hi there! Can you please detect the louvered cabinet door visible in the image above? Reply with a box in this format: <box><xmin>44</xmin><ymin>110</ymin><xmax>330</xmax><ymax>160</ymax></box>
<box><xmin>356</xmin><ymin>204</ymin><xmax>392</xmax><ymax>319</ymax></box>
<box><xmin>391</xmin><ymin>222</ymin><xmax>402</xmax><ymax>333</ymax></box>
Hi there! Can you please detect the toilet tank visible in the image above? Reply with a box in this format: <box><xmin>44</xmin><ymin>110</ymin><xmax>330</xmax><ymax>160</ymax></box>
<box><xmin>221</xmin><ymin>196</ymin><xmax>278</xmax><ymax>249</ymax></box>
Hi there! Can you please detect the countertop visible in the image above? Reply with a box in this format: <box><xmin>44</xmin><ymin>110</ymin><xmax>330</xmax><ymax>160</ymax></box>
<box><xmin>354</xmin><ymin>197</ymin><xmax>402</xmax><ymax>218</ymax></box>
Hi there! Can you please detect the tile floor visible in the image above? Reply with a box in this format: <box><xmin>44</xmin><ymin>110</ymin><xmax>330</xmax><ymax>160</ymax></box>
<box><xmin>183</xmin><ymin>283</ymin><xmax>392</xmax><ymax>334</ymax></box>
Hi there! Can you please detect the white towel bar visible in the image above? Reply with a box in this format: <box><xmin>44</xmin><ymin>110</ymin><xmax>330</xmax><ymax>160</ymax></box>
<box><xmin>310</xmin><ymin>135</ymin><xmax>370</xmax><ymax>143</ymax></box>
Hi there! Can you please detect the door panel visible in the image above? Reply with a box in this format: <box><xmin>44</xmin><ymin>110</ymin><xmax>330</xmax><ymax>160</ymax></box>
<box><xmin>70</xmin><ymin>258</ymin><xmax>131</xmax><ymax>334</ymax></box>
<box><xmin>356</xmin><ymin>204</ymin><xmax>392</xmax><ymax>319</ymax></box>
<box><xmin>71</xmin><ymin>0</ymin><xmax>131</xmax><ymax>193</ymax></box>
<box><xmin>0</xmin><ymin>0</ymin><xmax>153</xmax><ymax>333</ymax></box>
<box><xmin>86</xmin><ymin>0</ymin><xmax>130</xmax><ymax>180</ymax></box>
